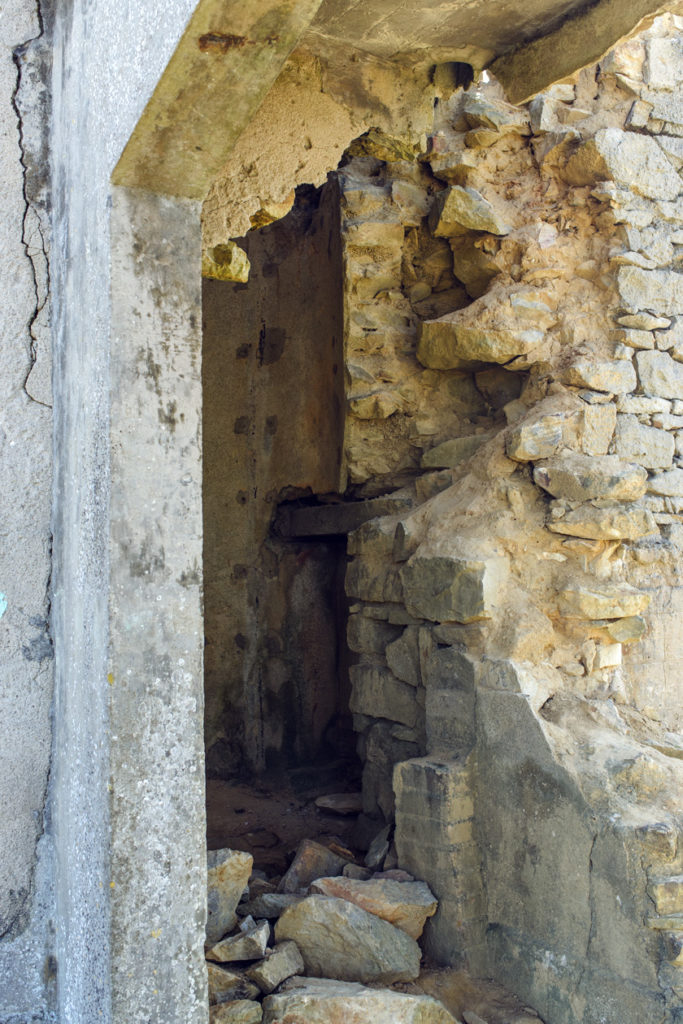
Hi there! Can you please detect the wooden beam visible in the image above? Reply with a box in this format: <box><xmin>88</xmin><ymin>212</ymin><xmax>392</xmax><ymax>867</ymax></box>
<box><xmin>275</xmin><ymin>496</ymin><xmax>413</xmax><ymax>538</ymax></box>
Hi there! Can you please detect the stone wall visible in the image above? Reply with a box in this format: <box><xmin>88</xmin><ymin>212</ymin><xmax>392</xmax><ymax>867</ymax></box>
<box><xmin>338</xmin><ymin>14</ymin><xmax>683</xmax><ymax>1022</ymax></box>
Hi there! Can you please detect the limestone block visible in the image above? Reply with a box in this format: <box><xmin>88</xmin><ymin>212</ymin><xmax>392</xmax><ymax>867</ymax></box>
<box><xmin>262</xmin><ymin>979</ymin><xmax>457</xmax><ymax>1024</ymax></box>
<box><xmin>580</xmin><ymin>403</ymin><xmax>617</xmax><ymax>456</ymax></box>
<box><xmin>347</xmin><ymin>615</ymin><xmax>400</xmax><ymax>656</ymax></box>
<box><xmin>636</xmin><ymin>350</ymin><xmax>683</xmax><ymax>399</ymax></box>
<box><xmin>617</xmin><ymin>312</ymin><xmax>671</xmax><ymax>330</ymax></box>
<box><xmin>394</xmin><ymin>757</ymin><xmax>485</xmax><ymax>969</ymax></box>
<box><xmin>657</xmin><ymin>135</ymin><xmax>683</xmax><ymax>171</ymax></box>
<box><xmin>547</xmin><ymin>504</ymin><xmax>658</xmax><ymax>540</ymax></box>
<box><xmin>346</xmin><ymin>560</ymin><xmax>403</xmax><ymax>603</ymax></box>
<box><xmin>429</xmin><ymin>185</ymin><xmax>511</xmax><ymax>237</ymax></box>
<box><xmin>279</xmin><ymin>840</ymin><xmax>346</xmax><ymax>894</ymax></box>
<box><xmin>451</xmin><ymin>239</ymin><xmax>501</xmax><ymax>297</ymax></box>
<box><xmin>647</xmin><ymin>469</ymin><xmax>683</xmax><ymax>497</ymax></box>
<box><xmin>418</xmin><ymin>321</ymin><xmax>543</xmax><ymax>369</ymax></box>
<box><xmin>246</xmin><ymin>941</ymin><xmax>304</xmax><ymax>994</ymax></box>
<box><xmin>617</xmin><ymin>396</ymin><xmax>671</xmax><ymax>415</ymax></box>
<box><xmin>564</xmin><ymin>357</ymin><xmax>636</xmax><ymax>394</ymax></box>
<box><xmin>344</xmin><ymin>221</ymin><xmax>404</xmax><ymax>251</ymax></box>
<box><xmin>616</xmin><ymin>329</ymin><xmax>654</xmax><ymax>350</ymax></box>
<box><xmin>564</xmin><ymin>128</ymin><xmax>681</xmax><ymax>200</ymax></box>
<box><xmin>207</xmin><ymin>848</ymin><xmax>254</xmax><ymax>945</ymax></box>
<box><xmin>618</xmin><ymin>268</ymin><xmax>683</xmax><ymax>317</ymax></box>
<box><xmin>349</xmin><ymin>664</ymin><xmax>418</xmax><ymax>728</ymax></box>
<box><xmin>615</xmin><ymin>415</ymin><xmax>675</xmax><ymax>469</ymax></box>
<box><xmin>385</xmin><ymin>626</ymin><xmax>421</xmax><ymax>687</ymax></box>
<box><xmin>274</xmin><ymin>896</ymin><xmax>421</xmax><ymax>984</ymax></box>
<box><xmin>558</xmin><ymin>585</ymin><xmax>650</xmax><ymax>619</ymax></box>
<box><xmin>207</xmin><ymin>964</ymin><xmax>260</xmax><ymax>1006</ymax></box>
<box><xmin>401</xmin><ymin>554</ymin><xmax>507</xmax><ymax>623</ymax></box>
<box><xmin>533</xmin><ymin>454</ymin><xmax>648</xmax><ymax>501</ymax></box>
<box><xmin>210</xmin><ymin>1002</ymin><xmax>262</xmax><ymax>1024</ymax></box>
<box><xmin>426</xmin><ymin>686</ymin><xmax>476</xmax><ymax>756</ymax></box>
<box><xmin>422</xmin><ymin>432</ymin><xmax>494</xmax><ymax>468</ymax></box>
<box><xmin>506</xmin><ymin>415</ymin><xmax>563</xmax><ymax>461</ymax></box>
<box><xmin>207</xmin><ymin>918</ymin><xmax>271</xmax><ymax>964</ymax></box>
<box><xmin>310</xmin><ymin>876</ymin><xmax>437</xmax><ymax>939</ymax></box>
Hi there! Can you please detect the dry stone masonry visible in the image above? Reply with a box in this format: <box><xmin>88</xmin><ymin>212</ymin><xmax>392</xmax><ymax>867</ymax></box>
<box><xmin>333</xmin><ymin>14</ymin><xmax>683</xmax><ymax>1024</ymax></box>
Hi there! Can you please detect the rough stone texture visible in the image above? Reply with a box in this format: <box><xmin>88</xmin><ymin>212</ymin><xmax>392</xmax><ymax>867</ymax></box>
<box><xmin>208</xmin><ymin>964</ymin><xmax>260</xmax><ymax>1006</ymax></box>
<box><xmin>401</xmin><ymin>554</ymin><xmax>507</xmax><ymax>623</ymax></box>
<box><xmin>533</xmin><ymin>453</ymin><xmax>648</xmax><ymax>501</ymax></box>
<box><xmin>207</xmin><ymin>919</ymin><xmax>271</xmax><ymax>964</ymax></box>
<box><xmin>636</xmin><ymin>349</ymin><xmax>683</xmax><ymax>399</ymax></box>
<box><xmin>547</xmin><ymin>504</ymin><xmax>658</xmax><ymax>540</ymax></box>
<box><xmin>207</xmin><ymin>849</ymin><xmax>254</xmax><ymax>945</ymax></box>
<box><xmin>209</xmin><ymin>1001</ymin><xmax>263</xmax><ymax>1024</ymax></box>
<box><xmin>0</xmin><ymin>1</ymin><xmax>55</xmax><ymax>1019</ymax></box>
<box><xmin>614</xmin><ymin>414</ymin><xmax>675</xmax><ymax>469</ymax></box>
<box><xmin>279</xmin><ymin>840</ymin><xmax>346</xmax><ymax>894</ymax></box>
<box><xmin>274</xmin><ymin>895</ymin><xmax>421</xmax><ymax>983</ymax></box>
<box><xmin>246</xmin><ymin>940</ymin><xmax>304</xmax><ymax>994</ymax></box>
<box><xmin>310</xmin><ymin>876</ymin><xmax>437</xmax><ymax>938</ymax></box>
<box><xmin>563</xmin><ymin>127</ymin><xmax>682</xmax><ymax>199</ymax></box>
<box><xmin>262</xmin><ymin>978</ymin><xmax>458</xmax><ymax>1024</ymax></box>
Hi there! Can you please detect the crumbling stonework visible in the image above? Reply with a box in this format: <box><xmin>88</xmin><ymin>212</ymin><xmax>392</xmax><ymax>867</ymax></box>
<box><xmin>333</xmin><ymin>14</ymin><xmax>683</xmax><ymax>1022</ymax></box>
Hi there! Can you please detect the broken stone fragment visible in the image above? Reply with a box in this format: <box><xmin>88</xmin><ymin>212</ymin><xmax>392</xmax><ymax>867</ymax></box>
<box><xmin>207</xmin><ymin>849</ymin><xmax>254</xmax><ymax>945</ymax></box>
<box><xmin>279</xmin><ymin>839</ymin><xmax>346</xmax><ymax>894</ymax></box>
<box><xmin>206</xmin><ymin>917</ymin><xmax>270</xmax><ymax>964</ymax></box>
<box><xmin>202</xmin><ymin>242</ymin><xmax>251</xmax><ymax>283</ymax></box>
<box><xmin>314</xmin><ymin>793</ymin><xmax>363</xmax><ymax>815</ymax></box>
<box><xmin>615</xmin><ymin>415</ymin><xmax>674</xmax><ymax>469</ymax></box>
<box><xmin>274</xmin><ymin>896</ymin><xmax>422</xmax><ymax>984</ymax></box>
<box><xmin>310</xmin><ymin>876</ymin><xmax>437</xmax><ymax>939</ymax></box>
<box><xmin>349</xmin><ymin>390</ymin><xmax>401</xmax><ymax>419</ymax></box>
<box><xmin>617</xmin><ymin>312</ymin><xmax>671</xmax><ymax>330</ymax></box>
<box><xmin>346</xmin><ymin>129</ymin><xmax>417</xmax><ymax>163</ymax></box>
<box><xmin>422</xmin><ymin>432</ymin><xmax>494</xmax><ymax>469</ymax></box>
<box><xmin>207</xmin><ymin>963</ymin><xmax>260</xmax><ymax>1006</ymax></box>
<box><xmin>343</xmin><ymin>863</ymin><xmax>373</xmax><ymax>881</ymax></box>
<box><xmin>210</xmin><ymin>1001</ymin><xmax>262</xmax><ymax>1024</ymax></box>
<box><xmin>430</xmin><ymin>185</ymin><xmax>511</xmax><ymax>237</ymax></box>
<box><xmin>401</xmin><ymin>553</ymin><xmax>507</xmax><ymax>623</ymax></box>
<box><xmin>558</xmin><ymin>585</ymin><xmax>650</xmax><ymax>619</ymax></box>
<box><xmin>547</xmin><ymin>504</ymin><xmax>658</xmax><ymax>540</ymax></box>
<box><xmin>246</xmin><ymin>940</ymin><xmax>304</xmax><ymax>994</ymax></box>
<box><xmin>533</xmin><ymin>454</ymin><xmax>648</xmax><ymax>502</ymax></box>
<box><xmin>564</xmin><ymin>358</ymin><xmax>637</xmax><ymax>395</ymax></box>
<box><xmin>262</xmin><ymin>978</ymin><xmax>457</xmax><ymax>1024</ymax></box>
<box><xmin>563</xmin><ymin>128</ymin><xmax>682</xmax><ymax>200</ymax></box>
<box><xmin>636</xmin><ymin>350</ymin><xmax>683</xmax><ymax>399</ymax></box>
<box><xmin>506</xmin><ymin>415</ymin><xmax>564</xmax><ymax>461</ymax></box>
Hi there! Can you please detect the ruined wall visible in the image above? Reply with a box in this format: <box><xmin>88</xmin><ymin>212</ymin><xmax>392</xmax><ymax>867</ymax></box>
<box><xmin>338</xmin><ymin>14</ymin><xmax>683</xmax><ymax>1023</ymax></box>
<box><xmin>203</xmin><ymin>182</ymin><xmax>348</xmax><ymax>777</ymax></box>
<box><xmin>0</xmin><ymin>0</ymin><xmax>55</xmax><ymax>1017</ymax></box>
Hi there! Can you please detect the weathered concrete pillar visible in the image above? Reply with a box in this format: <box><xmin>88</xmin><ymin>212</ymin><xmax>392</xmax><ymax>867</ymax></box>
<box><xmin>109</xmin><ymin>187</ymin><xmax>206</xmax><ymax>1022</ymax></box>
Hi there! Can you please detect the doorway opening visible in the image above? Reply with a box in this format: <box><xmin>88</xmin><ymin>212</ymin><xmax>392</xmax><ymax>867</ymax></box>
<box><xmin>202</xmin><ymin>177</ymin><xmax>364</xmax><ymax>873</ymax></box>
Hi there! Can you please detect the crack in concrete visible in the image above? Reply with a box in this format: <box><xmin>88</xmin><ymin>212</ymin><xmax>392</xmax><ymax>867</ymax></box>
<box><xmin>11</xmin><ymin>0</ymin><xmax>52</xmax><ymax>410</ymax></box>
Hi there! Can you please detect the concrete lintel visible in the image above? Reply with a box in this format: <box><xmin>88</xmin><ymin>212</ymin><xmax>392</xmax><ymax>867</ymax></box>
<box><xmin>113</xmin><ymin>0</ymin><xmax>325</xmax><ymax>200</ymax></box>
<box><xmin>491</xmin><ymin>0</ymin><xmax>677</xmax><ymax>103</ymax></box>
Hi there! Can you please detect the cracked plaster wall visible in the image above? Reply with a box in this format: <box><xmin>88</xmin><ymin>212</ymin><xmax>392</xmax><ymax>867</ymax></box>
<box><xmin>0</xmin><ymin>0</ymin><xmax>56</xmax><ymax>1019</ymax></box>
